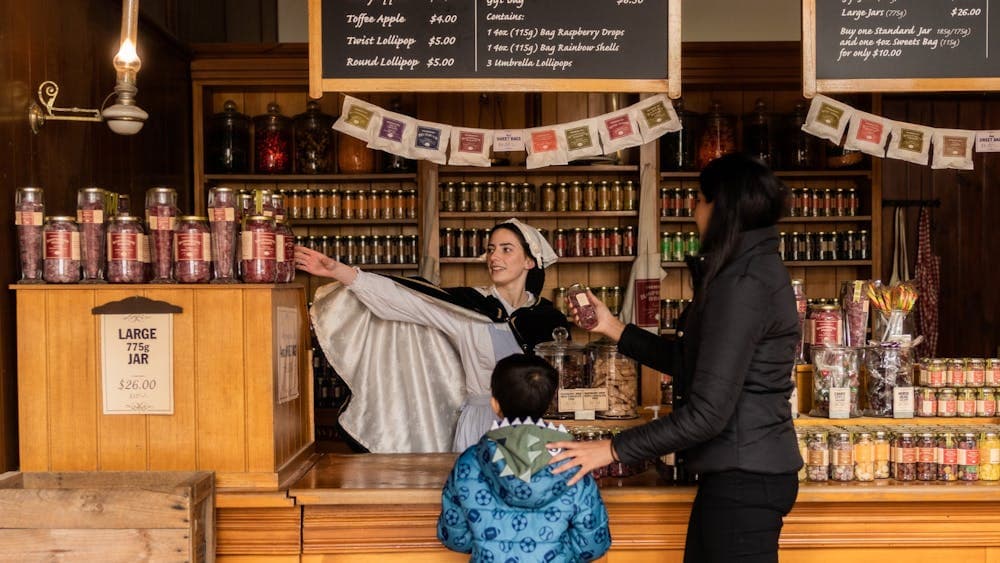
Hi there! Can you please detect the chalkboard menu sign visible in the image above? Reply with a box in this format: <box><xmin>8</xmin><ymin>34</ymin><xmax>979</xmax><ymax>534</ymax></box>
<box><xmin>803</xmin><ymin>0</ymin><xmax>1000</xmax><ymax>95</ymax></box>
<box><xmin>307</xmin><ymin>0</ymin><xmax>681</xmax><ymax>96</ymax></box>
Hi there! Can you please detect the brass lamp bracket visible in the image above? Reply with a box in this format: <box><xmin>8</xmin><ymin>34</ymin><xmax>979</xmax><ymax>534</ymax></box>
<box><xmin>28</xmin><ymin>80</ymin><xmax>104</xmax><ymax>134</ymax></box>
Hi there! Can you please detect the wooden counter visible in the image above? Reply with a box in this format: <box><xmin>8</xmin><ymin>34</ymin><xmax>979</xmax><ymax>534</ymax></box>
<box><xmin>282</xmin><ymin>453</ymin><xmax>1000</xmax><ymax>563</ymax></box>
<box><xmin>13</xmin><ymin>284</ymin><xmax>317</xmax><ymax>490</ymax></box>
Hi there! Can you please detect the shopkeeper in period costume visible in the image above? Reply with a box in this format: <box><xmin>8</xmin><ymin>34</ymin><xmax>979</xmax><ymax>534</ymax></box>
<box><xmin>294</xmin><ymin>219</ymin><xmax>570</xmax><ymax>453</ymax></box>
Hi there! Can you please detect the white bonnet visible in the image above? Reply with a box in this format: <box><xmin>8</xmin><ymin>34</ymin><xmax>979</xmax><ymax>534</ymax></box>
<box><xmin>498</xmin><ymin>218</ymin><xmax>559</xmax><ymax>269</ymax></box>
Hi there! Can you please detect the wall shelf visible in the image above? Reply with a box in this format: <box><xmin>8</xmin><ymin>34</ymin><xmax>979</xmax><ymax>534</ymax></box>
<box><xmin>440</xmin><ymin>165</ymin><xmax>638</xmax><ymax>175</ymax></box>
<box><xmin>205</xmin><ymin>173</ymin><xmax>418</xmax><ymax>183</ymax></box>
<box><xmin>289</xmin><ymin>219</ymin><xmax>419</xmax><ymax>226</ymax></box>
<box><xmin>440</xmin><ymin>211</ymin><xmax>638</xmax><ymax>219</ymax></box>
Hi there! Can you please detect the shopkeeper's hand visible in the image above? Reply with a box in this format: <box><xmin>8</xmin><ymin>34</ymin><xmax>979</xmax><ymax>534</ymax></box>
<box><xmin>566</xmin><ymin>289</ymin><xmax>626</xmax><ymax>343</ymax></box>
<box><xmin>294</xmin><ymin>245</ymin><xmax>357</xmax><ymax>285</ymax></box>
<box><xmin>547</xmin><ymin>438</ymin><xmax>616</xmax><ymax>486</ymax></box>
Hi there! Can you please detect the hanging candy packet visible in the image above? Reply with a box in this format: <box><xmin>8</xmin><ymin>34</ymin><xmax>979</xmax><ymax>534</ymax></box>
<box><xmin>844</xmin><ymin>110</ymin><xmax>891</xmax><ymax>157</ymax></box>
<box><xmin>931</xmin><ymin>128</ymin><xmax>976</xmax><ymax>170</ymax></box>
<box><xmin>332</xmin><ymin>95</ymin><xmax>379</xmax><ymax>143</ymax></box>
<box><xmin>408</xmin><ymin>119</ymin><xmax>452</xmax><ymax>165</ymax></box>
<box><xmin>559</xmin><ymin>118</ymin><xmax>602</xmax><ymax>163</ymax></box>
<box><xmin>524</xmin><ymin>126</ymin><xmax>569</xmax><ymax>169</ymax></box>
<box><xmin>801</xmin><ymin>94</ymin><xmax>855</xmax><ymax>144</ymax></box>
<box><xmin>368</xmin><ymin>109</ymin><xmax>415</xmax><ymax>159</ymax></box>
<box><xmin>635</xmin><ymin>94</ymin><xmax>682</xmax><ymax>143</ymax></box>
<box><xmin>448</xmin><ymin>127</ymin><xmax>494</xmax><ymax>167</ymax></box>
<box><xmin>598</xmin><ymin>108</ymin><xmax>643</xmax><ymax>154</ymax></box>
<box><xmin>886</xmin><ymin>122</ymin><xmax>933</xmax><ymax>165</ymax></box>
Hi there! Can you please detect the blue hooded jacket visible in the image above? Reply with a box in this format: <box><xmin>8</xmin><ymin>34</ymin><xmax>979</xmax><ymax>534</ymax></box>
<box><xmin>437</xmin><ymin>419</ymin><xmax>611</xmax><ymax>562</ymax></box>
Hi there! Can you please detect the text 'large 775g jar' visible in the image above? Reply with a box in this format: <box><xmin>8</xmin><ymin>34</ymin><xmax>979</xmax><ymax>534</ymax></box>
<box><xmin>241</xmin><ymin>215</ymin><xmax>277</xmax><ymax>283</ymax></box>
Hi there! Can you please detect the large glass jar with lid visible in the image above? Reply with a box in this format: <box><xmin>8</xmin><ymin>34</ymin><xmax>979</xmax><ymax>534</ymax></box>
<box><xmin>697</xmin><ymin>101</ymin><xmax>736</xmax><ymax>168</ymax></box>
<box><xmin>660</xmin><ymin>98</ymin><xmax>702</xmax><ymax>171</ymax></box>
<box><xmin>42</xmin><ymin>216</ymin><xmax>81</xmax><ymax>283</ymax></box>
<box><xmin>337</xmin><ymin>131</ymin><xmax>375</xmax><ymax>173</ymax></box>
<box><xmin>783</xmin><ymin>101</ymin><xmax>819</xmax><ymax>170</ymax></box>
<box><xmin>145</xmin><ymin>187</ymin><xmax>178</xmax><ymax>283</ymax></box>
<box><xmin>253</xmin><ymin>102</ymin><xmax>292</xmax><ymax>174</ymax></box>
<box><xmin>292</xmin><ymin>100</ymin><xmax>335</xmax><ymax>174</ymax></box>
<box><xmin>205</xmin><ymin>100</ymin><xmax>251</xmax><ymax>174</ymax></box>
<box><xmin>742</xmin><ymin>98</ymin><xmax>778</xmax><ymax>168</ymax></box>
<box><xmin>77</xmin><ymin>186</ymin><xmax>107</xmax><ymax>283</ymax></box>
<box><xmin>589</xmin><ymin>338</ymin><xmax>639</xmax><ymax>419</ymax></box>
<box><xmin>533</xmin><ymin>327</ymin><xmax>590</xmax><ymax>420</ymax></box>
<box><xmin>15</xmin><ymin>186</ymin><xmax>45</xmax><ymax>283</ymax></box>
<box><xmin>107</xmin><ymin>215</ymin><xmax>146</xmax><ymax>283</ymax></box>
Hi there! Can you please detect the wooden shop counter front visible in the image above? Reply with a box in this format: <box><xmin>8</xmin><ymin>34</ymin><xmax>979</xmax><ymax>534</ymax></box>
<box><xmin>286</xmin><ymin>453</ymin><xmax>1000</xmax><ymax>563</ymax></box>
<box><xmin>13</xmin><ymin>284</ymin><xmax>317</xmax><ymax>490</ymax></box>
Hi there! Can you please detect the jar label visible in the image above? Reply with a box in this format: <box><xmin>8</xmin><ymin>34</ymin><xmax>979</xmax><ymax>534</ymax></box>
<box><xmin>813</xmin><ymin>318</ymin><xmax>842</xmax><ymax>346</ymax></box>
<box><xmin>957</xmin><ymin>399</ymin><xmax>976</xmax><ymax>416</ymax></box>
<box><xmin>15</xmin><ymin>211</ymin><xmax>43</xmax><ymax>226</ymax></box>
<box><xmin>893</xmin><ymin>387</ymin><xmax>914</xmax><ymax>418</ymax></box>
<box><xmin>875</xmin><ymin>442</ymin><xmax>890</xmax><ymax>461</ymax></box>
<box><xmin>209</xmin><ymin>207</ymin><xmax>235</xmax><ymax>222</ymax></box>
<box><xmin>832</xmin><ymin>449</ymin><xmax>853</xmax><ymax>465</ymax></box>
<box><xmin>829</xmin><ymin>387</ymin><xmax>851</xmax><ymax>418</ymax></box>
<box><xmin>175</xmin><ymin>232</ymin><xmax>209</xmax><ymax>261</ymax></box>
<box><xmin>276</xmin><ymin>234</ymin><xmax>285</xmax><ymax>262</ymax></box>
<box><xmin>148</xmin><ymin>215</ymin><xmax>177</xmax><ymax>231</ymax></box>
<box><xmin>895</xmin><ymin>447</ymin><xmax>916</xmax><ymax>464</ymax></box>
<box><xmin>853</xmin><ymin>444</ymin><xmax>874</xmax><ymax>463</ymax></box>
<box><xmin>108</xmin><ymin>232</ymin><xmax>140</xmax><ymax>261</ymax></box>
<box><xmin>991</xmin><ymin>448</ymin><xmax>1000</xmax><ymax>464</ymax></box>
<box><xmin>986</xmin><ymin>368</ymin><xmax>999</xmax><ymax>386</ymax></box>
<box><xmin>242</xmin><ymin>231</ymin><xmax>277</xmax><ymax>261</ymax></box>
<box><xmin>139</xmin><ymin>234</ymin><xmax>150</xmax><ymax>263</ymax></box>
<box><xmin>938</xmin><ymin>398</ymin><xmax>957</xmax><ymax>416</ymax></box>
<box><xmin>949</xmin><ymin>369</ymin><xmax>965</xmax><ymax>386</ymax></box>
<box><xmin>917</xmin><ymin>395</ymin><xmax>937</xmax><ymax>416</ymax></box>
<box><xmin>937</xmin><ymin>447</ymin><xmax>957</xmax><ymax>465</ymax></box>
<box><xmin>44</xmin><ymin>231</ymin><xmax>80</xmax><ymax>260</ymax></box>
<box><xmin>958</xmin><ymin>448</ymin><xmax>980</xmax><ymax>466</ymax></box>
<box><xmin>76</xmin><ymin>209</ymin><xmax>104</xmax><ymax>225</ymax></box>
<box><xmin>928</xmin><ymin>369</ymin><xmax>945</xmax><ymax>387</ymax></box>
<box><xmin>807</xmin><ymin>449</ymin><xmax>828</xmax><ymax>466</ymax></box>
<box><xmin>917</xmin><ymin>447</ymin><xmax>935</xmax><ymax>463</ymax></box>
<box><xmin>971</xmin><ymin>369</ymin><xmax>986</xmax><ymax>386</ymax></box>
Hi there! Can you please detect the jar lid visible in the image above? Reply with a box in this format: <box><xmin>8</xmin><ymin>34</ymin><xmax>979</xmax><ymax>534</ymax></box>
<box><xmin>79</xmin><ymin>186</ymin><xmax>105</xmax><ymax>193</ymax></box>
<box><xmin>210</xmin><ymin>186</ymin><xmax>235</xmax><ymax>193</ymax></box>
<box><xmin>148</xmin><ymin>186</ymin><xmax>177</xmax><ymax>193</ymax></box>
<box><xmin>17</xmin><ymin>186</ymin><xmax>43</xmax><ymax>192</ymax></box>
<box><xmin>179</xmin><ymin>215</ymin><xmax>208</xmax><ymax>222</ymax></box>
<box><xmin>45</xmin><ymin>215</ymin><xmax>76</xmax><ymax>222</ymax></box>
<box><xmin>112</xmin><ymin>215</ymin><xmax>141</xmax><ymax>222</ymax></box>
<box><xmin>245</xmin><ymin>215</ymin><xmax>272</xmax><ymax>222</ymax></box>
<box><xmin>588</xmin><ymin>336</ymin><xmax>621</xmax><ymax>352</ymax></box>
<box><xmin>534</xmin><ymin>326</ymin><xmax>586</xmax><ymax>355</ymax></box>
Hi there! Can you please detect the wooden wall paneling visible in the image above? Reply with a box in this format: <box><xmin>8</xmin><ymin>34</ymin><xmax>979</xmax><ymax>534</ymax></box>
<box><xmin>195</xmin><ymin>288</ymin><xmax>247</xmax><ymax>472</ymax></box>
<box><xmin>94</xmin><ymin>289</ymin><xmax>151</xmax><ymax>471</ymax></box>
<box><xmin>146</xmin><ymin>289</ymin><xmax>198</xmax><ymax>471</ymax></box>
<box><xmin>982</xmin><ymin>102</ymin><xmax>1000</xmax><ymax>357</ymax></box>
<box><xmin>15</xmin><ymin>291</ymin><xmax>48</xmax><ymax>471</ymax></box>
<box><xmin>47</xmin><ymin>289</ymin><xmax>98</xmax><ymax>470</ymax></box>
<box><xmin>952</xmin><ymin>97</ymin><xmax>986</xmax><ymax>356</ymax></box>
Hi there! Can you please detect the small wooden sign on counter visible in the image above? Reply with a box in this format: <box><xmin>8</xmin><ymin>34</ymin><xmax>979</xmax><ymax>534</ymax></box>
<box><xmin>803</xmin><ymin>0</ymin><xmax>1000</xmax><ymax>95</ymax></box>
<box><xmin>308</xmin><ymin>0</ymin><xmax>681</xmax><ymax>96</ymax></box>
<box><xmin>94</xmin><ymin>297</ymin><xmax>182</xmax><ymax>415</ymax></box>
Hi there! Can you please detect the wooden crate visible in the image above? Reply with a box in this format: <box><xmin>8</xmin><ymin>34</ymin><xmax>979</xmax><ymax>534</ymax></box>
<box><xmin>0</xmin><ymin>471</ymin><xmax>214</xmax><ymax>562</ymax></box>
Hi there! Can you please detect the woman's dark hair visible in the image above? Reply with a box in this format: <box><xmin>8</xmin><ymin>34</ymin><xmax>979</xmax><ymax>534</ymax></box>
<box><xmin>488</xmin><ymin>223</ymin><xmax>545</xmax><ymax>296</ymax></box>
<box><xmin>697</xmin><ymin>152</ymin><xmax>788</xmax><ymax>294</ymax></box>
<box><xmin>491</xmin><ymin>354</ymin><xmax>559</xmax><ymax>420</ymax></box>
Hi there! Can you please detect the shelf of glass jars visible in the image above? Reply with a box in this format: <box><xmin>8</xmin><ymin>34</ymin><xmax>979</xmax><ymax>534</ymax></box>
<box><xmin>204</xmin><ymin>173</ymin><xmax>418</xmax><ymax>183</ymax></box>
<box><xmin>289</xmin><ymin>219</ymin><xmax>420</xmax><ymax>226</ymax></box>
<box><xmin>440</xmin><ymin>165</ymin><xmax>638</xmax><ymax>175</ymax></box>
<box><xmin>440</xmin><ymin>256</ymin><xmax>635</xmax><ymax>264</ymax></box>
<box><xmin>660</xmin><ymin>170</ymin><xmax>872</xmax><ymax>180</ymax></box>
<box><xmin>792</xmin><ymin>414</ymin><xmax>1000</xmax><ymax>427</ymax></box>
<box><xmin>660</xmin><ymin>260</ymin><xmax>873</xmax><ymax>268</ymax></box>
<box><xmin>658</xmin><ymin>216</ymin><xmax>873</xmax><ymax>224</ymax></box>
<box><xmin>441</xmin><ymin>211</ymin><xmax>638</xmax><ymax>219</ymax></box>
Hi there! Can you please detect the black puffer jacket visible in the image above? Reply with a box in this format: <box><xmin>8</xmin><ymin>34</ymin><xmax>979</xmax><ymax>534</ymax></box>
<box><xmin>612</xmin><ymin>226</ymin><xmax>803</xmax><ymax>475</ymax></box>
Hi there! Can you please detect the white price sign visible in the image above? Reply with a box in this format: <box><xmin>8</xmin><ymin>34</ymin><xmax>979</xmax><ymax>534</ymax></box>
<box><xmin>101</xmin><ymin>313</ymin><xmax>174</xmax><ymax>414</ymax></box>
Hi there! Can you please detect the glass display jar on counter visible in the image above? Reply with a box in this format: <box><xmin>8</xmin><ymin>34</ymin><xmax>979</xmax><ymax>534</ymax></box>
<box><xmin>106</xmin><ymin>215</ymin><xmax>145</xmax><ymax>283</ymax></box>
<box><xmin>697</xmin><ymin>101</ymin><xmax>736</xmax><ymax>168</ymax></box>
<box><xmin>742</xmin><ymin>98</ymin><xmax>777</xmax><ymax>168</ymax></box>
<box><xmin>783</xmin><ymin>101</ymin><xmax>819</xmax><ymax>170</ymax></box>
<box><xmin>15</xmin><ymin>186</ymin><xmax>45</xmax><ymax>283</ymax></box>
<box><xmin>660</xmin><ymin>98</ymin><xmax>701</xmax><ymax>171</ymax></box>
<box><xmin>274</xmin><ymin>219</ymin><xmax>296</xmax><ymax>283</ymax></box>
<box><xmin>208</xmin><ymin>187</ymin><xmax>238</xmax><ymax>284</ymax></box>
<box><xmin>337</xmin><ymin>131</ymin><xmax>375</xmax><ymax>173</ymax></box>
<box><xmin>205</xmin><ymin>100</ymin><xmax>251</xmax><ymax>174</ymax></box>
<box><xmin>241</xmin><ymin>215</ymin><xmax>277</xmax><ymax>283</ymax></box>
<box><xmin>534</xmin><ymin>327</ymin><xmax>589</xmax><ymax>420</ymax></box>
<box><xmin>174</xmin><ymin>216</ymin><xmax>212</xmax><ymax>283</ymax></box>
<box><xmin>145</xmin><ymin>187</ymin><xmax>178</xmax><ymax>283</ymax></box>
<box><xmin>589</xmin><ymin>338</ymin><xmax>638</xmax><ymax>419</ymax></box>
<box><xmin>253</xmin><ymin>102</ymin><xmax>292</xmax><ymax>174</ymax></box>
<box><xmin>77</xmin><ymin>186</ymin><xmax>107</xmax><ymax>283</ymax></box>
<box><xmin>292</xmin><ymin>100</ymin><xmax>335</xmax><ymax>174</ymax></box>
<box><xmin>42</xmin><ymin>216</ymin><xmax>81</xmax><ymax>284</ymax></box>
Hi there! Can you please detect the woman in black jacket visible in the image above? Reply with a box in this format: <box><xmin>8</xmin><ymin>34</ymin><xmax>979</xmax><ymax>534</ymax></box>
<box><xmin>550</xmin><ymin>153</ymin><xmax>802</xmax><ymax>563</ymax></box>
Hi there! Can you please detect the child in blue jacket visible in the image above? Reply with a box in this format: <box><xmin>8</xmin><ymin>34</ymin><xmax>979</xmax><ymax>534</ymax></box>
<box><xmin>437</xmin><ymin>354</ymin><xmax>611</xmax><ymax>562</ymax></box>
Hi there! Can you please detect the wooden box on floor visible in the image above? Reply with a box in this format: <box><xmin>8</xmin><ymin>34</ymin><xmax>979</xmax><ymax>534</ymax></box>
<box><xmin>0</xmin><ymin>471</ymin><xmax>214</xmax><ymax>562</ymax></box>
<box><xmin>13</xmin><ymin>284</ymin><xmax>316</xmax><ymax>490</ymax></box>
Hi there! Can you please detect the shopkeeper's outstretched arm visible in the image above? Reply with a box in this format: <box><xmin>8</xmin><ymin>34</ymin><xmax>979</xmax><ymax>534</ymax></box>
<box><xmin>294</xmin><ymin>245</ymin><xmax>357</xmax><ymax>285</ymax></box>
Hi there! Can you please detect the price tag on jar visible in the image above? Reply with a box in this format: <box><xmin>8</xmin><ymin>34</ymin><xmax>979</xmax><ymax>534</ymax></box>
<box><xmin>829</xmin><ymin>387</ymin><xmax>851</xmax><ymax>419</ymax></box>
<box><xmin>558</xmin><ymin>388</ymin><xmax>608</xmax><ymax>415</ymax></box>
<box><xmin>893</xmin><ymin>386</ymin><xmax>915</xmax><ymax>419</ymax></box>
<box><xmin>95</xmin><ymin>296</ymin><xmax>182</xmax><ymax>415</ymax></box>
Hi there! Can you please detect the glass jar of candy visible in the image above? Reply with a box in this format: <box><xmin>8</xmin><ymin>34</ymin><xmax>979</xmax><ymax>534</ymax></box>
<box><xmin>208</xmin><ymin>187</ymin><xmax>239</xmax><ymax>284</ymax></box>
<box><xmin>979</xmin><ymin>431</ymin><xmax>1000</xmax><ymax>481</ymax></box>
<box><xmin>241</xmin><ymin>215</ymin><xmax>277</xmax><ymax>283</ymax></box>
<box><xmin>938</xmin><ymin>432</ymin><xmax>959</xmax><ymax>481</ymax></box>
<box><xmin>106</xmin><ymin>215</ymin><xmax>146</xmax><ymax>283</ymax></box>
<box><xmin>853</xmin><ymin>431</ymin><xmax>875</xmax><ymax>482</ymax></box>
<box><xmin>957</xmin><ymin>432</ymin><xmax>979</xmax><ymax>481</ymax></box>
<box><xmin>42</xmin><ymin>216</ymin><xmax>81</xmax><ymax>283</ymax></box>
<box><xmin>174</xmin><ymin>216</ymin><xmax>211</xmax><ymax>283</ymax></box>
<box><xmin>253</xmin><ymin>102</ymin><xmax>292</xmax><ymax>174</ymax></box>
<box><xmin>829</xmin><ymin>431</ymin><xmax>854</xmax><ymax>481</ymax></box>
<box><xmin>76</xmin><ymin>186</ymin><xmax>107</xmax><ymax>283</ymax></box>
<box><xmin>145</xmin><ymin>187</ymin><xmax>178</xmax><ymax>283</ymax></box>
<box><xmin>893</xmin><ymin>432</ymin><xmax>916</xmax><ymax>481</ymax></box>
<box><xmin>15</xmin><ymin>186</ymin><xmax>45</xmax><ymax>283</ymax></box>
<box><xmin>292</xmin><ymin>100</ymin><xmax>335</xmax><ymax>174</ymax></box>
<box><xmin>916</xmin><ymin>432</ymin><xmax>937</xmax><ymax>481</ymax></box>
<box><xmin>205</xmin><ymin>100</ymin><xmax>251</xmax><ymax>174</ymax></box>
<box><xmin>806</xmin><ymin>430</ymin><xmax>829</xmax><ymax>482</ymax></box>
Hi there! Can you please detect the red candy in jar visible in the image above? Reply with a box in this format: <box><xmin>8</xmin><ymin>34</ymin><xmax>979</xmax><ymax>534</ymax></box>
<box><xmin>174</xmin><ymin>216</ymin><xmax>212</xmax><ymax>283</ymax></box>
<box><xmin>43</xmin><ymin>216</ymin><xmax>81</xmax><ymax>283</ymax></box>
<box><xmin>107</xmin><ymin>215</ymin><xmax>146</xmax><ymax>283</ymax></box>
<box><xmin>241</xmin><ymin>215</ymin><xmax>277</xmax><ymax>283</ymax></box>
<box><xmin>15</xmin><ymin>186</ymin><xmax>45</xmax><ymax>283</ymax></box>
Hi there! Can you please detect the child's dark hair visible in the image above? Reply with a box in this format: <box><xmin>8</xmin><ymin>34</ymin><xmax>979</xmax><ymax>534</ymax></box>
<box><xmin>491</xmin><ymin>354</ymin><xmax>559</xmax><ymax>421</ymax></box>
